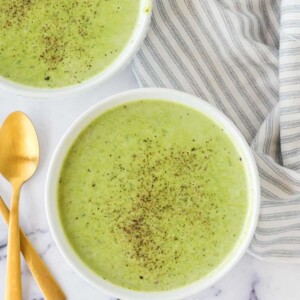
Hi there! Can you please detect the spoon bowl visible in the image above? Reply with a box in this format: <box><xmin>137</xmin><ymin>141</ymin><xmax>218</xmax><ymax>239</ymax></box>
<box><xmin>0</xmin><ymin>112</ymin><xmax>39</xmax><ymax>183</ymax></box>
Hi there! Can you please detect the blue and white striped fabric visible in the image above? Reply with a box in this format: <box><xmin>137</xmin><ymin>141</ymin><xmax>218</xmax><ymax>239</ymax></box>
<box><xmin>133</xmin><ymin>0</ymin><xmax>300</xmax><ymax>262</ymax></box>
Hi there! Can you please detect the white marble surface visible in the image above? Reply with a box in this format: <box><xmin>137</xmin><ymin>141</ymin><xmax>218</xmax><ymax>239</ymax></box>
<box><xmin>0</xmin><ymin>65</ymin><xmax>300</xmax><ymax>300</ymax></box>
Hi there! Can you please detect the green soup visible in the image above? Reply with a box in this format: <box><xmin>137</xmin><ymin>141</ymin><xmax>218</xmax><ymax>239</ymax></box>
<box><xmin>58</xmin><ymin>100</ymin><xmax>248</xmax><ymax>291</ymax></box>
<box><xmin>0</xmin><ymin>0</ymin><xmax>140</xmax><ymax>88</ymax></box>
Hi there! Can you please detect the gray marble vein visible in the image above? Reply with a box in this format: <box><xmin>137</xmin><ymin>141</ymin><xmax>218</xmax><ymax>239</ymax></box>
<box><xmin>26</xmin><ymin>229</ymin><xmax>48</xmax><ymax>237</ymax></box>
<box><xmin>249</xmin><ymin>275</ymin><xmax>260</xmax><ymax>300</ymax></box>
<box><xmin>0</xmin><ymin>242</ymin><xmax>7</xmax><ymax>250</ymax></box>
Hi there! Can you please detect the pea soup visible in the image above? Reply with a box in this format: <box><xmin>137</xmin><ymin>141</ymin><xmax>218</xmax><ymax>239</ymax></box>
<box><xmin>58</xmin><ymin>100</ymin><xmax>249</xmax><ymax>291</ymax></box>
<box><xmin>0</xmin><ymin>0</ymin><xmax>140</xmax><ymax>88</ymax></box>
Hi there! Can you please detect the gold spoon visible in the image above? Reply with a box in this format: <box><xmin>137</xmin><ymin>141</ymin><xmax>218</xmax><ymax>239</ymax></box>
<box><xmin>0</xmin><ymin>195</ymin><xmax>66</xmax><ymax>300</ymax></box>
<box><xmin>0</xmin><ymin>112</ymin><xmax>39</xmax><ymax>300</ymax></box>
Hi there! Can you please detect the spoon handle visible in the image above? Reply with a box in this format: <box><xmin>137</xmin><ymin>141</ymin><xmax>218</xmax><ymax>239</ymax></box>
<box><xmin>5</xmin><ymin>184</ymin><xmax>22</xmax><ymax>300</ymax></box>
<box><xmin>0</xmin><ymin>195</ymin><xmax>66</xmax><ymax>300</ymax></box>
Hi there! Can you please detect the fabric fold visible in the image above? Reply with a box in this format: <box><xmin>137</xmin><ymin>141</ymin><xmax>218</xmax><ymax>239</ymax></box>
<box><xmin>133</xmin><ymin>0</ymin><xmax>300</xmax><ymax>262</ymax></box>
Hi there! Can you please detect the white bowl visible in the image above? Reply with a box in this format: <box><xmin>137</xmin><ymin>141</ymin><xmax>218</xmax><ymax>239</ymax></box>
<box><xmin>46</xmin><ymin>88</ymin><xmax>260</xmax><ymax>300</ymax></box>
<box><xmin>0</xmin><ymin>0</ymin><xmax>152</xmax><ymax>98</ymax></box>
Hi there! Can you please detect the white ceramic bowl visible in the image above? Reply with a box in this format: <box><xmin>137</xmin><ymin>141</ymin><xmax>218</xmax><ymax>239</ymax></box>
<box><xmin>0</xmin><ymin>0</ymin><xmax>152</xmax><ymax>98</ymax></box>
<box><xmin>46</xmin><ymin>88</ymin><xmax>260</xmax><ymax>300</ymax></box>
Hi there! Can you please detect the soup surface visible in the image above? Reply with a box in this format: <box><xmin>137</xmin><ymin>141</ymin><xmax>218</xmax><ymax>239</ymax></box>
<box><xmin>58</xmin><ymin>100</ymin><xmax>248</xmax><ymax>291</ymax></box>
<box><xmin>0</xmin><ymin>0</ymin><xmax>140</xmax><ymax>88</ymax></box>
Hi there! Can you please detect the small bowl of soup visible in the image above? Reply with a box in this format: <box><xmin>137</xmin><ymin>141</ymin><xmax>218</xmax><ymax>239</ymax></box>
<box><xmin>46</xmin><ymin>88</ymin><xmax>260</xmax><ymax>300</ymax></box>
<box><xmin>0</xmin><ymin>0</ymin><xmax>152</xmax><ymax>97</ymax></box>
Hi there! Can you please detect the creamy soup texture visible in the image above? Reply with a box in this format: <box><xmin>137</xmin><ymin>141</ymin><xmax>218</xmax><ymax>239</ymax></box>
<box><xmin>58</xmin><ymin>100</ymin><xmax>249</xmax><ymax>291</ymax></box>
<box><xmin>0</xmin><ymin>0</ymin><xmax>140</xmax><ymax>88</ymax></box>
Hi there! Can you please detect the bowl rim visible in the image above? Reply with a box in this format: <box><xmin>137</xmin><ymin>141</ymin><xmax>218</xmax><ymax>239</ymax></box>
<box><xmin>46</xmin><ymin>88</ymin><xmax>260</xmax><ymax>300</ymax></box>
<box><xmin>0</xmin><ymin>0</ymin><xmax>152</xmax><ymax>98</ymax></box>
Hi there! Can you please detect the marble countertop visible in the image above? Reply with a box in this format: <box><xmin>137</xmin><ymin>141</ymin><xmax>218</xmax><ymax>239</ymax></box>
<box><xmin>0</xmin><ymin>65</ymin><xmax>299</xmax><ymax>300</ymax></box>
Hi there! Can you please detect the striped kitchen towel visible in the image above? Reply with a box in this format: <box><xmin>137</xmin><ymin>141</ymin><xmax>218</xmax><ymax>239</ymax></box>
<box><xmin>133</xmin><ymin>0</ymin><xmax>300</xmax><ymax>262</ymax></box>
